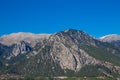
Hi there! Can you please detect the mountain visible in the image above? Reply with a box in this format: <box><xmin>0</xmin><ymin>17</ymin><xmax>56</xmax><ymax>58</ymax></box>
<box><xmin>0</xmin><ymin>32</ymin><xmax>51</xmax><ymax>47</ymax></box>
<box><xmin>99</xmin><ymin>34</ymin><xmax>120</xmax><ymax>48</ymax></box>
<box><xmin>0</xmin><ymin>29</ymin><xmax>120</xmax><ymax>79</ymax></box>
<box><xmin>99</xmin><ymin>34</ymin><xmax>120</xmax><ymax>42</ymax></box>
<box><xmin>0</xmin><ymin>32</ymin><xmax>51</xmax><ymax>59</ymax></box>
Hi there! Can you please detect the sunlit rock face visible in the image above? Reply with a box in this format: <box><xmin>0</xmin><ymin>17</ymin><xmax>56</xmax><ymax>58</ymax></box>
<box><xmin>37</xmin><ymin>29</ymin><xmax>97</xmax><ymax>71</ymax></box>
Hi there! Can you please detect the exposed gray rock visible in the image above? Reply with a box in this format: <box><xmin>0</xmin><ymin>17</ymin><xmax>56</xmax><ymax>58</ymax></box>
<box><xmin>12</xmin><ymin>41</ymin><xmax>31</xmax><ymax>55</ymax></box>
<box><xmin>37</xmin><ymin>29</ymin><xmax>97</xmax><ymax>71</ymax></box>
<box><xmin>6</xmin><ymin>41</ymin><xmax>32</xmax><ymax>59</ymax></box>
<box><xmin>97</xmin><ymin>61</ymin><xmax>120</xmax><ymax>75</ymax></box>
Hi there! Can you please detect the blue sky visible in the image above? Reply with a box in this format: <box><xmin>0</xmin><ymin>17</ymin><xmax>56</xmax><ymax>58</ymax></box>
<box><xmin>0</xmin><ymin>0</ymin><xmax>120</xmax><ymax>38</ymax></box>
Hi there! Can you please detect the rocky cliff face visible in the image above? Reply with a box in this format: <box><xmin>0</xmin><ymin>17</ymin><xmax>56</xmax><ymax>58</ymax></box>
<box><xmin>29</xmin><ymin>29</ymin><xmax>120</xmax><ymax>76</ymax></box>
<box><xmin>0</xmin><ymin>32</ymin><xmax>50</xmax><ymax>59</ymax></box>
<box><xmin>43</xmin><ymin>29</ymin><xmax>97</xmax><ymax>71</ymax></box>
<box><xmin>6</xmin><ymin>41</ymin><xmax>32</xmax><ymax>60</ymax></box>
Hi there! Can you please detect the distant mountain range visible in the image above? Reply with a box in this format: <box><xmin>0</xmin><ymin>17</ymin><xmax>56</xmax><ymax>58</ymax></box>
<box><xmin>0</xmin><ymin>32</ymin><xmax>50</xmax><ymax>47</ymax></box>
<box><xmin>0</xmin><ymin>29</ymin><xmax>120</xmax><ymax>79</ymax></box>
<box><xmin>99</xmin><ymin>34</ymin><xmax>120</xmax><ymax>48</ymax></box>
<box><xmin>99</xmin><ymin>34</ymin><xmax>120</xmax><ymax>42</ymax></box>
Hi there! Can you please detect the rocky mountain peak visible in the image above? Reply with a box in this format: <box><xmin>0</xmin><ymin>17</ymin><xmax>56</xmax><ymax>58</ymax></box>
<box><xmin>64</xmin><ymin>28</ymin><xmax>85</xmax><ymax>33</ymax></box>
<box><xmin>54</xmin><ymin>29</ymin><xmax>90</xmax><ymax>38</ymax></box>
<box><xmin>39</xmin><ymin>29</ymin><xmax>98</xmax><ymax>71</ymax></box>
<box><xmin>51</xmin><ymin>29</ymin><xmax>95</xmax><ymax>46</ymax></box>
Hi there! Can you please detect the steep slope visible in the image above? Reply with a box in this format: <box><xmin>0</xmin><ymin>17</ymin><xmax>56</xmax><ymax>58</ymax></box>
<box><xmin>6</xmin><ymin>29</ymin><xmax>97</xmax><ymax>77</ymax></box>
<box><xmin>6</xmin><ymin>41</ymin><xmax>32</xmax><ymax>60</ymax></box>
<box><xmin>0</xmin><ymin>29</ymin><xmax>120</xmax><ymax>78</ymax></box>
<box><xmin>0</xmin><ymin>44</ymin><xmax>13</xmax><ymax>60</ymax></box>
<box><xmin>45</xmin><ymin>29</ymin><xmax>97</xmax><ymax>71</ymax></box>
<box><xmin>0</xmin><ymin>44</ymin><xmax>13</xmax><ymax>74</ymax></box>
<box><xmin>0</xmin><ymin>32</ymin><xmax>51</xmax><ymax>59</ymax></box>
<box><xmin>5</xmin><ymin>29</ymin><xmax>120</xmax><ymax>77</ymax></box>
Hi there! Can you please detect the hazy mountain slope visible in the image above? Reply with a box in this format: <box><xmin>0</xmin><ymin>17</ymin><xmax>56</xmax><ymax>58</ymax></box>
<box><xmin>0</xmin><ymin>32</ymin><xmax>50</xmax><ymax>47</ymax></box>
<box><xmin>99</xmin><ymin>34</ymin><xmax>120</xmax><ymax>42</ymax></box>
<box><xmin>99</xmin><ymin>34</ymin><xmax>120</xmax><ymax>48</ymax></box>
